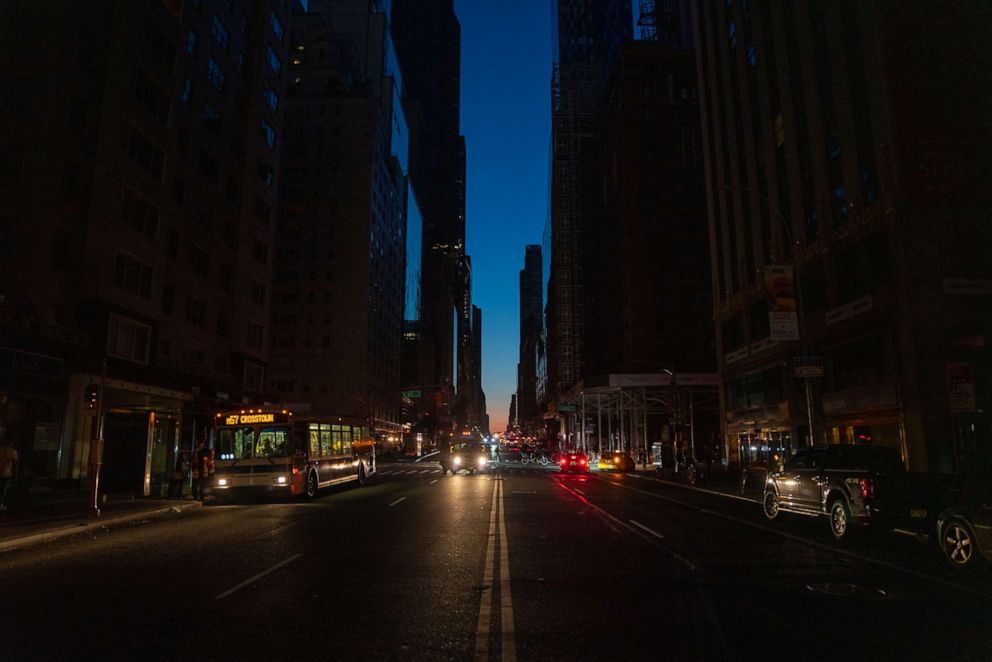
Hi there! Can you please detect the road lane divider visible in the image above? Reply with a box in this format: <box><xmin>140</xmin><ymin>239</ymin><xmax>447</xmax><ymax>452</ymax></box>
<box><xmin>216</xmin><ymin>553</ymin><xmax>302</xmax><ymax>600</ymax></box>
<box><xmin>629</xmin><ymin>519</ymin><xmax>665</xmax><ymax>540</ymax></box>
<box><xmin>475</xmin><ymin>479</ymin><xmax>499</xmax><ymax>661</ymax></box>
<box><xmin>497</xmin><ymin>479</ymin><xmax>517</xmax><ymax>662</ymax></box>
<box><xmin>429</xmin><ymin>479</ymin><xmax>439</xmax><ymax>485</ymax></box>
<box><xmin>388</xmin><ymin>497</ymin><xmax>406</xmax><ymax>507</ymax></box>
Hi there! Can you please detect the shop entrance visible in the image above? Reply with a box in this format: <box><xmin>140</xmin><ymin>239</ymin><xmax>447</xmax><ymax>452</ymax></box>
<box><xmin>101</xmin><ymin>412</ymin><xmax>150</xmax><ymax>496</ymax></box>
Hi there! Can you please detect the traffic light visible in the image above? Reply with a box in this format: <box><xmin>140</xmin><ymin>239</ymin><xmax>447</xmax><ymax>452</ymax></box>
<box><xmin>85</xmin><ymin>385</ymin><xmax>98</xmax><ymax>409</ymax></box>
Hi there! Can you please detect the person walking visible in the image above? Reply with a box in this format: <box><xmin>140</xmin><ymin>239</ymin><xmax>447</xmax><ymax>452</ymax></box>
<box><xmin>0</xmin><ymin>439</ymin><xmax>18</xmax><ymax>511</ymax></box>
<box><xmin>191</xmin><ymin>438</ymin><xmax>214</xmax><ymax>500</ymax></box>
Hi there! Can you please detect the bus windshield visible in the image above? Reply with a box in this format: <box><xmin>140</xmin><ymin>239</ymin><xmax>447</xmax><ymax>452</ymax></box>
<box><xmin>216</xmin><ymin>426</ymin><xmax>290</xmax><ymax>460</ymax></box>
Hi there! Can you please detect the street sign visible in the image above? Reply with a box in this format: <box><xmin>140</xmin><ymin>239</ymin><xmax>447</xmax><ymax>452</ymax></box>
<box><xmin>793</xmin><ymin>356</ymin><xmax>823</xmax><ymax>378</ymax></box>
<box><xmin>558</xmin><ymin>404</ymin><xmax>577</xmax><ymax>413</ymax></box>
<box><xmin>401</xmin><ymin>390</ymin><xmax>422</xmax><ymax>398</ymax></box>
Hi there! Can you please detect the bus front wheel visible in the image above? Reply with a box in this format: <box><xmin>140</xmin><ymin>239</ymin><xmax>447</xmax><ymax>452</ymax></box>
<box><xmin>357</xmin><ymin>463</ymin><xmax>367</xmax><ymax>486</ymax></box>
<box><xmin>305</xmin><ymin>471</ymin><xmax>319</xmax><ymax>500</ymax></box>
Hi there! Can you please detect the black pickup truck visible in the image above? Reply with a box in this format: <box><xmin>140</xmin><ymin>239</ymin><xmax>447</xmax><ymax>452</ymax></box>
<box><xmin>762</xmin><ymin>444</ymin><xmax>915</xmax><ymax>541</ymax></box>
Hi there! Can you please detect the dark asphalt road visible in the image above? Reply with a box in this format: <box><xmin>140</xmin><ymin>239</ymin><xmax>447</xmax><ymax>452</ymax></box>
<box><xmin>2</xmin><ymin>462</ymin><xmax>991</xmax><ymax>661</ymax></box>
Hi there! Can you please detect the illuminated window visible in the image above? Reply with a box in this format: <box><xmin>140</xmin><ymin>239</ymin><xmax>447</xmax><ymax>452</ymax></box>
<box><xmin>186</xmin><ymin>29</ymin><xmax>197</xmax><ymax>57</ymax></box>
<box><xmin>269</xmin><ymin>11</ymin><xmax>284</xmax><ymax>41</ymax></box>
<box><xmin>267</xmin><ymin>46</ymin><xmax>282</xmax><ymax>76</ymax></box>
<box><xmin>260</xmin><ymin>120</ymin><xmax>276</xmax><ymax>149</ymax></box>
<box><xmin>207</xmin><ymin>58</ymin><xmax>224</xmax><ymax>90</ymax></box>
<box><xmin>263</xmin><ymin>85</ymin><xmax>278</xmax><ymax>112</ymax></box>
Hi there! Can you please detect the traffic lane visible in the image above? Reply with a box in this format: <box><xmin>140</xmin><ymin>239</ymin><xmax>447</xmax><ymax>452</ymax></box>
<box><xmin>0</xmin><ymin>476</ymin><xmax>431</xmax><ymax>660</ymax></box>
<box><xmin>597</xmin><ymin>473</ymin><xmax>992</xmax><ymax>590</ymax></box>
<box><xmin>562</xmin><ymin>473</ymin><xmax>992</xmax><ymax>660</ymax></box>
<box><xmin>186</xmin><ymin>470</ymin><xmax>497</xmax><ymax>660</ymax></box>
<box><xmin>501</xmin><ymin>471</ymin><xmax>732</xmax><ymax>661</ymax></box>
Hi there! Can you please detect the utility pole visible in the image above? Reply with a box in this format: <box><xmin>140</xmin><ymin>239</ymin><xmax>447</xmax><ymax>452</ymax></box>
<box><xmin>88</xmin><ymin>358</ymin><xmax>107</xmax><ymax>517</ymax></box>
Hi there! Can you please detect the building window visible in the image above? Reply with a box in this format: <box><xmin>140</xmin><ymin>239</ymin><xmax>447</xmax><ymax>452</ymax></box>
<box><xmin>219</xmin><ymin>263</ymin><xmax>233</xmax><ymax>291</ymax></box>
<box><xmin>190</xmin><ymin>245</ymin><xmax>209</xmax><ymax>278</ymax></box>
<box><xmin>260</xmin><ymin>120</ymin><xmax>276</xmax><ymax>149</ymax></box>
<box><xmin>252</xmin><ymin>238</ymin><xmax>268</xmax><ymax>265</ymax></box>
<box><xmin>246</xmin><ymin>323</ymin><xmax>264</xmax><ymax>349</ymax></box>
<box><xmin>203</xmin><ymin>104</ymin><xmax>222</xmax><ymax>135</ymax></box>
<box><xmin>127</xmin><ymin>127</ymin><xmax>165</xmax><ymax>180</ymax></box>
<box><xmin>207</xmin><ymin>58</ymin><xmax>225</xmax><ymax>91</ymax></box>
<box><xmin>161</xmin><ymin>283</ymin><xmax>174</xmax><ymax>314</ymax></box>
<box><xmin>107</xmin><ymin>314</ymin><xmax>151</xmax><ymax>364</ymax></box>
<box><xmin>121</xmin><ymin>186</ymin><xmax>159</xmax><ymax>238</ymax></box>
<box><xmin>263</xmin><ymin>85</ymin><xmax>278</xmax><ymax>112</ymax></box>
<box><xmin>186</xmin><ymin>29</ymin><xmax>198</xmax><ymax>57</ymax></box>
<box><xmin>114</xmin><ymin>252</ymin><xmax>153</xmax><ymax>298</ymax></box>
<box><xmin>267</xmin><ymin>46</ymin><xmax>282</xmax><ymax>76</ymax></box>
<box><xmin>257</xmin><ymin>160</ymin><xmax>273</xmax><ymax>188</ymax></box>
<box><xmin>211</xmin><ymin>16</ymin><xmax>229</xmax><ymax>50</ymax></box>
<box><xmin>185</xmin><ymin>296</ymin><xmax>206</xmax><ymax>327</ymax></box>
<box><xmin>198</xmin><ymin>149</ymin><xmax>219</xmax><ymax>183</ymax></box>
<box><xmin>249</xmin><ymin>280</ymin><xmax>266</xmax><ymax>305</ymax></box>
<box><xmin>269</xmin><ymin>11</ymin><xmax>284</xmax><ymax>41</ymax></box>
<box><xmin>217</xmin><ymin>311</ymin><xmax>229</xmax><ymax>337</ymax></box>
<box><xmin>180</xmin><ymin>79</ymin><xmax>192</xmax><ymax>105</ymax></box>
<box><xmin>244</xmin><ymin>362</ymin><xmax>264</xmax><ymax>392</ymax></box>
<box><xmin>134</xmin><ymin>70</ymin><xmax>171</xmax><ymax>124</ymax></box>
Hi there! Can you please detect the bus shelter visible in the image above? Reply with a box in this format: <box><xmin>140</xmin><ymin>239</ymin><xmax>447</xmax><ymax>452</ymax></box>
<box><xmin>557</xmin><ymin>373</ymin><xmax>720</xmax><ymax>464</ymax></box>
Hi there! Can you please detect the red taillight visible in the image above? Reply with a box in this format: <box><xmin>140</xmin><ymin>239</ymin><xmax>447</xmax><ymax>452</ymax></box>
<box><xmin>292</xmin><ymin>466</ymin><xmax>300</xmax><ymax>475</ymax></box>
<box><xmin>859</xmin><ymin>478</ymin><xmax>875</xmax><ymax>498</ymax></box>
<box><xmin>579</xmin><ymin>458</ymin><xmax>586</xmax><ymax>465</ymax></box>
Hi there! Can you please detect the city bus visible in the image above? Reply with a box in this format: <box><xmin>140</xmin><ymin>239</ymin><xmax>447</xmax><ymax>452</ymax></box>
<box><xmin>211</xmin><ymin>408</ymin><xmax>375</xmax><ymax>500</ymax></box>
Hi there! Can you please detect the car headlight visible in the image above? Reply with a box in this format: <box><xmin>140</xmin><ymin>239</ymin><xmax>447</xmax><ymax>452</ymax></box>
<box><xmin>478</xmin><ymin>456</ymin><xmax>487</xmax><ymax>466</ymax></box>
<box><xmin>216</xmin><ymin>478</ymin><xmax>228</xmax><ymax>487</ymax></box>
<box><xmin>274</xmin><ymin>476</ymin><xmax>287</xmax><ymax>485</ymax></box>
<box><xmin>453</xmin><ymin>456</ymin><xmax>461</xmax><ymax>466</ymax></box>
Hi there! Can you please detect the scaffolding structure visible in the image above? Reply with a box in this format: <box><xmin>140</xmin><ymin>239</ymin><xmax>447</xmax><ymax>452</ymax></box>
<box><xmin>557</xmin><ymin>373</ymin><xmax>719</xmax><ymax>461</ymax></box>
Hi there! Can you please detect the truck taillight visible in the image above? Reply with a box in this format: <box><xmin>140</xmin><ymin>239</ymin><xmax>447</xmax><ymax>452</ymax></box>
<box><xmin>859</xmin><ymin>478</ymin><xmax>875</xmax><ymax>498</ymax></box>
<box><xmin>292</xmin><ymin>466</ymin><xmax>300</xmax><ymax>475</ymax></box>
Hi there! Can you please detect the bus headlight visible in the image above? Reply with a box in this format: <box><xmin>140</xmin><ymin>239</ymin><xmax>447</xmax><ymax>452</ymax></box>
<box><xmin>216</xmin><ymin>478</ymin><xmax>228</xmax><ymax>487</ymax></box>
<box><xmin>453</xmin><ymin>456</ymin><xmax>461</xmax><ymax>466</ymax></box>
<box><xmin>478</xmin><ymin>456</ymin><xmax>487</xmax><ymax>466</ymax></box>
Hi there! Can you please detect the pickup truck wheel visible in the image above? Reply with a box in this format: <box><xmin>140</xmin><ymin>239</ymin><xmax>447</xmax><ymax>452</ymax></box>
<box><xmin>763</xmin><ymin>492</ymin><xmax>780</xmax><ymax>520</ymax></box>
<box><xmin>940</xmin><ymin>517</ymin><xmax>976</xmax><ymax>569</ymax></box>
<box><xmin>828</xmin><ymin>499</ymin><xmax>853</xmax><ymax>541</ymax></box>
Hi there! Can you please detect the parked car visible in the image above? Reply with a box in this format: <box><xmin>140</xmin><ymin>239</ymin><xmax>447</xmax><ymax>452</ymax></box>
<box><xmin>762</xmin><ymin>444</ymin><xmax>906</xmax><ymax>540</ymax></box>
<box><xmin>597</xmin><ymin>450</ymin><xmax>635</xmax><ymax>472</ymax></box>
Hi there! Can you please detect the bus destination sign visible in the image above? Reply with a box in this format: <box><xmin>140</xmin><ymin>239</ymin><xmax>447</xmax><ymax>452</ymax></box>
<box><xmin>220</xmin><ymin>412</ymin><xmax>289</xmax><ymax>426</ymax></box>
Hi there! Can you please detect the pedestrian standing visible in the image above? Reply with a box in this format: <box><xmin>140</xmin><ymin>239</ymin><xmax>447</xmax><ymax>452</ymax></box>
<box><xmin>0</xmin><ymin>439</ymin><xmax>18</xmax><ymax>511</ymax></box>
<box><xmin>192</xmin><ymin>439</ymin><xmax>213</xmax><ymax>500</ymax></box>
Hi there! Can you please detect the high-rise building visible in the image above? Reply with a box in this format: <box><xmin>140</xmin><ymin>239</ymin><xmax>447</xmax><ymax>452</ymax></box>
<box><xmin>0</xmin><ymin>0</ymin><xmax>297</xmax><ymax>495</ymax></box>
<box><xmin>693</xmin><ymin>2</ymin><xmax>991</xmax><ymax>472</ymax></box>
<box><xmin>269</xmin><ymin>1</ymin><xmax>408</xmax><ymax>442</ymax></box>
<box><xmin>517</xmin><ymin>245</ymin><xmax>542</xmax><ymax>431</ymax></box>
<box><xmin>548</xmin><ymin>0</ymin><xmax>633</xmax><ymax>407</ymax></box>
<box><xmin>392</xmin><ymin>0</ymin><xmax>465</xmax><ymax>437</ymax></box>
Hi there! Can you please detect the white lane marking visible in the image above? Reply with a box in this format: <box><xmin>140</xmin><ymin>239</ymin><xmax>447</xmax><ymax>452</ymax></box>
<box><xmin>498</xmin><ymin>479</ymin><xmax>517</xmax><ymax>662</ymax></box>
<box><xmin>629</xmin><ymin>519</ymin><xmax>665</xmax><ymax>539</ymax></box>
<box><xmin>216</xmin><ymin>554</ymin><xmax>302</xmax><ymax>600</ymax></box>
<box><xmin>388</xmin><ymin>497</ymin><xmax>406</xmax><ymax>507</ymax></box>
<box><xmin>430</xmin><ymin>479</ymin><xmax>439</xmax><ymax>485</ymax></box>
<box><xmin>475</xmin><ymin>479</ymin><xmax>500</xmax><ymax>661</ymax></box>
<box><xmin>431</xmin><ymin>469</ymin><xmax>441</xmax><ymax>474</ymax></box>
<box><xmin>604</xmin><ymin>479</ymin><xmax>992</xmax><ymax>601</ymax></box>
<box><xmin>403</xmin><ymin>470</ymin><xmax>418</xmax><ymax>475</ymax></box>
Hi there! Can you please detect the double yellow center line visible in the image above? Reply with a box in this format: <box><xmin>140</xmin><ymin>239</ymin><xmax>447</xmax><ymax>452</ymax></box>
<box><xmin>475</xmin><ymin>477</ymin><xmax>516</xmax><ymax>662</ymax></box>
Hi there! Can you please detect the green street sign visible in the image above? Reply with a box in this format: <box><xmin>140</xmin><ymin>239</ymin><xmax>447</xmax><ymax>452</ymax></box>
<box><xmin>558</xmin><ymin>404</ymin><xmax>577</xmax><ymax>413</ymax></box>
<box><xmin>401</xmin><ymin>390</ymin><xmax>422</xmax><ymax>398</ymax></box>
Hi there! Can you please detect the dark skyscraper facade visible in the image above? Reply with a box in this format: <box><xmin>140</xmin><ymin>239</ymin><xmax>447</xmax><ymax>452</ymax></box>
<box><xmin>693</xmin><ymin>2</ymin><xmax>991</xmax><ymax>472</ymax></box>
<box><xmin>0</xmin><ymin>0</ymin><xmax>297</xmax><ymax>494</ymax></box>
<box><xmin>517</xmin><ymin>245</ymin><xmax>542</xmax><ymax>431</ymax></box>
<box><xmin>548</xmin><ymin>0</ymin><xmax>632</xmax><ymax>409</ymax></box>
<box><xmin>392</xmin><ymin>0</ymin><xmax>465</xmax><ymax>437</ymax></box>
<box><xmin>270</xmin><ymin>1</ymin><xmax>408</xmax><ymax>441</ymax></box>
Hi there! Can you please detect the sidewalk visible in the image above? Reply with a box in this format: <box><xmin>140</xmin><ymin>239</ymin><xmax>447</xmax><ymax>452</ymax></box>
<box><xmin>0</xmin><ymin>488</ymin><xmax>203</xmax><ymax>553</ymax></box>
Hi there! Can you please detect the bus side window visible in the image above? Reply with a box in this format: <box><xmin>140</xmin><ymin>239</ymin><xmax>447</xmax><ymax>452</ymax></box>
<box><xmin>309</xmin><ymin>424</ymin><xmax>321</xmax><ymax>458</ymax></box>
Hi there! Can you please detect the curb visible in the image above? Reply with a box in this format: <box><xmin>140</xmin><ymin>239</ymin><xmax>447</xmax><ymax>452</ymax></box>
<box><xmin>0</xmin><ymin>500</ymin><xmax>203</xmax><ymax>554</ymax></box>
<box><xmin>628</xmin><ymin>471</ymin><xmax>760</xmax><ymax>503</ymax></box>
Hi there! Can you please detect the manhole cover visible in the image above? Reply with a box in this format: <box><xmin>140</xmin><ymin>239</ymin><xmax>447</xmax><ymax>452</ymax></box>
<box><xmin>806</xmin><ymin>583</ymin><xmax>887</xmax><ymax>599</ymax></box>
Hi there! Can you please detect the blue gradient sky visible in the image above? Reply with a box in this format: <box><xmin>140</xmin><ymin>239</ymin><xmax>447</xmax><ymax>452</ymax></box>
<box><xmin>456</xmin><ymin>1</ymin><xmax>552</xmax><ymax>432</ymax></box>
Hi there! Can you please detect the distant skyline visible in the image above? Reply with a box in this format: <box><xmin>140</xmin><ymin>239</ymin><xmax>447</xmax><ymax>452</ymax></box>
<box><xmin>456</xmin><ymin>1</ymin><xmax>551</xmax><ymax>432</ymax></box>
